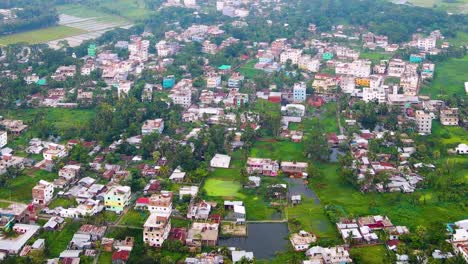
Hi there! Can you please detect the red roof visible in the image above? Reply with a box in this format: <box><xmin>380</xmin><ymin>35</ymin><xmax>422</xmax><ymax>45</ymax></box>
<box><xmin>387</xmin><ymin>239</ymin><xmax>400</xmax><ymax>247</ymax></box>
<box><xmin>136</xmin><ymin>197</ymin><xmax>150</xmax><ymax>204</ymax></box>
<box><xmin>169</xmin><ymin>228</ymin><xmax>187</xmax><ymax>243</ymax></box>
<box><xmin>209</xmin><ymin>214</ymin><xmax>222</xmax><ymax>224</ymax></box>
<box><xmin>112</xmin><ymin>250</ymin><xmax>130</xmax><ymax>261</ymax></box>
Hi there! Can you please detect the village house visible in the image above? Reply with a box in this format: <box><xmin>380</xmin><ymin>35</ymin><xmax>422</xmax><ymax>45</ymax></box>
<box><xmin>32</xmin><ymin>180</ymin><xmax>54</xmax><ymax>206</ymax></box>
<box><xmin>246</xmin><ymin>158</ymin><xmax>279</xmax><ymax>176</ymax></box>
<box><xmin>169</xmin><ymin>169</ymin><xmax>186</xmax><ymax>183</ymax></box>
<box><xmin>147</xmin><ymin>191</ymin><xmax>173</xmax><ymax>217</ymax></box>
<box><xmin>52</xmin><ymin>65</ymin><xmax>77</xmax><ymax>81</ymax></box>
<box><xmin>187</xmin><ymin>200</ymin><xmax>211</xmax><ymax>220</ymax></box>
<box><xmin>415</xmin><ymin>110</ymin><xmax>432</xmax><ymax>134</ymax></box>
<box><xmin>290</xmin><ymin>230</ymin><xmax>317</xmax><ymax>251</ymax></box>
<box><xmin>141</xmin><ymin>119</ymin><xmax>164</xmax><ymax>135</ymax></box>
<box><xmin>0</xmin><ymin>130</ymin><xmax>7</xmax><ymax>149</ymax></box>
<box><xmin>179</xmin><ymin>186</ymin><xmax>199</xmax><ymax>199</ymax></box>
<box><xmin>186</xmin><ymin>222</ymin><xmax>219</xmax><ymax>248</ymax></box>
<box><xmin>0</xmin><ymin>153</ymin><xmax>25</xmax><ymax>175</ymax></box>
<box><xmin>43</xmin><ymin>143</ymin><xmax>67</xmax><ymax>161</ymax></box>
<box><xmin>210</xmin><ymin>154</ymin><xmax>231</xmax><ymax>168</ymax></box>
<box><xmin>0</xmin><ymin>224</ymin><xmax>41</xmax><ymax>255</ymax></box>
<box><xmin>0</xmin><ymin>119</ymin><xmax>28</xmax><ymax>135</ymax></box>
<box><xmin>305</xmin><ymin>246</ymin><xmax>352</xmax><ymax>264</ymax></box>
<box><xmin>281</xmin><ymin>161</ymin><xmax>308</xmax><ymax>176</ymax></box>
<box><xmin>104</xmin><ymin>185</ymin><xmax>131</xmax><ymax>213</ymax></box>
<box><xmin>185</xmin><ymin>253</ymin><xmax>224</xmax><ymax>264</ymax></box>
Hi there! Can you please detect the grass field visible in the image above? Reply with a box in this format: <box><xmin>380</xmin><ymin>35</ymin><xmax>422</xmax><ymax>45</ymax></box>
<box><xmin>401</xmin><ymin>0</ymin><xmax>468</xmax><ymax>13</ymax></box>
<box><xmin>0</xmin><ymin>170</ymin><xmax>57</xmax><ymax>202</ymax></box>
<box><xmin>350</xmin><ymin>245</ymin><xmax>391</xmax><ymax>264</ymax></box>
<box><xmin>48</xmin><ymin>197</ymin><xmax>77</xmax><ymax>209</ymax></box>
<box><xmin>94</xmin><ymin>0</ymin><xmax>156</xmax><ymax>21</ymax></box>
<box><xmin>239</xmin><ymin>59</ymin><xmax>263</xmax><ymax>79</ymax></box>
<box><xmin>204</xmin><ymin>178</ymin><xmax>243</xmax><ymax>197</ymax></box>
<box><xmin>0</xmin><ymin>108</ymin><xmax>95</xmax><ymax>133</ymax></box>
<box><xmin>360</xmin><ymin>51</ymin><xmax>393</xmax><ymax>64</ymax></box>
<box><xmin>40</xmin><ymin>220</ymin><xmax>82</xmax><ymax>258</ymax></box>
<box><xmin>420</xmin><ymin>55</ymin><xmax>468</xmax><ymax>97</ymax></box>
<box><xmin>56</xmin><ymin>4</ymin><xmax>129</xmax><ymax>24</ymax></box>
<box><xmin>251</xmin><ymin>140</ymin><xmax>306</xmax><ymax>162</ymax></box>
<box><xmin>120</xmin><ymin>209</ymin><xmax>149</xmax><ymax>227</ymax></box>
<box><xmin>0</xmin><ymin>26</ymin><xmax>87</xmax><ymax>46</ymax></box>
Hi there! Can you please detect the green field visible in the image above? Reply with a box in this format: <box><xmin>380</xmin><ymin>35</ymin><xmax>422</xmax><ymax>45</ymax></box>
<box><xmin>251</xmin><ymin>140</ymin><xmax>306</xmax><ymax>162</ymax></box>
<box><xmin>402</xmin><ymin>0</ymin><xmax>468</xmax><ymax>14</ymax></box>
<box><xmin>120</xmin><ymin>209</ymin><xmax>149</xmax><ymax>227</ymax></box>
<box><xmin>420</xmin><ymin>55</ymin><xmax>468</xmax><ymax>97</ymax></box>
<box><xmin>239</xmin><ymin>59</ymin><xmax>263</xmax><ymax>78</ymax></box>
<box><xmin>360</xmin><ymin>51</ymin><xmax>393</xmax><ymax>64</ymax></box>
<box><xmin>56</xmin><ymin>4</ymin><xmax>129</xmax><ymax>24</ymax></box>
<box><xmin>0</xmin><ymin>170</ymin><xmax>57</xmax><ymax>202</ymax></box>
<box><xmin>350</xmin><ymin>245</ymin><xmax>391</xmax><ymax>264</ymax></box>
<box><xmin>204</xmin><ymin>178</ymin><xmax>243</xmax><ymax>198</ymax></box>
<box><xmin>0</xmin><ymin>108</ymin><xmax>95</xmax><ymax>133</ymax></box>
<box><xmin>48</xmin><ymin>197</ymin><xmax>77</xmax><ymax>209</ymax></box>
<box><xmin>39</xmin><ymin>221</ymin><xmax>82</xmax><ymax>258</ymax></box>
<box><xmin>0</xmin><ymin>26</ymin><xmax>87</xmax><ymax>46</ymax></box>
<box><xmin>93</xmin><ymin>0</ymin><xmax>156</xmax><ymax>21</ymax></box>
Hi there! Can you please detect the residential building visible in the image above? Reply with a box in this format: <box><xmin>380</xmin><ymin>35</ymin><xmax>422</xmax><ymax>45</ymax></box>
<box><xmin>210</xmin><ymin>154</ymin><xmax>231</xmax><ymax>168</ymax></box>
<box><xmin>187</xmin><ymin>200</ymin><xmax>211</xmax><ymax>220</ymax></box>
<box><xmin>206</xmin><ymin>75</ymin><xmax>221</xmax><ymax>88</ymax></box>
<box><xmin>281</xmin><ymin>161</ymin><xmax>308</xmax><ymax>175</ymax></box>
<box><xmin>298</xmin><ymin>55</ymin><xmax>321</xmax><ymax>72</ymax></box>
<box><xmin>143</xmin><ymin>214</ymin><xmax>171</xmax><ymax>247</ymax></box>
<box><xmin>228</xmin><ymin>73</ymin><xmax>244</xmax><ymax>88</ymax></box>
<box><xmin>147</xmin><ymin>191</ymin><xmax>173</xmax><ymax>217</ymax></box>
<box><xmin>232</xmin><ymin>251</ymin><xmax>254</xmax><ymax>263</ymax></box>
<box><xmin>186</xmin><ymin>222</ymin><xmax>219</xmax><ymax>247</ymax></box>
<box><xmin>440</xmin><ymin>108</ymin><xmax>459</xmax><ymax>126</ymax></box>
<box><xmin>280</xmin><ymin>48</ymin><xmax>303</xmax><ymax>65</ymax></box>
<box><xmin>246</xmin><ymin>158</ymin><xmax>279</xmax><ymax>176</ymax></box>
<box><xmin>335</xmin><ymin>60</ymin><xmax>371</xmax><ymax>78</ymax></box>
<box><xmin>417</xmin><ymin>37</ymin><xmax>437</xmax><ymax>52</ymax></box>
<box><xmin>43</xmin><ymin>143</ymin><xmax>67</xmax><ymax>161</ymax></box>
<box><xmin>0</xmin><ymin>131</ymin><xmax>6</xmax><ymax>148</ymax></box>
<box><xmin>141</xmin><ymin>119</ymin><xmax>164</xmax><ymax>135</ymax></box>
<box><xmin>415</xmin><ymin>110</ymin><xmax>432</xmax><ymax>134</ymax></box>
<box><xmin>104</xmin><ymin>185</ymin><xmax>131</xmax><ymax>213</ymax></box>
<box><xmin>306</xmin><ymin>246</ymin><xmax>352</xmax><ymax>264</ymax></box>
<box><xmin>0</xmin><ymin>224</ymin><xmax>41</xmax><ymax>254</ymax></box>
<box><xmin>0</xmin><ymin>119</ymin><xmax>28</xmax><ymax>135</ymax></box>
<box><xmin>293</xmin><ymin>82</ymin><xmax>307</xmax><ymax>102</ymax></box>
<box><xmin>32</xmin><ymin>180</ymin><xmax>54</xmax><ymax>205</ymax></box>
<box><xmin>388</xmin><ymin>59</ymin><xmax>407</xmax><ymax>77</ymax></box>
<box><xmin>290</xmin><ymin>231</ymin><xmax>317</xmax><ymax>251</ymax></box>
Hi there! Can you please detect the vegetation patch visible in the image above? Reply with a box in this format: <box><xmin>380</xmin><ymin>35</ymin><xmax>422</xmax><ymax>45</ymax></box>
<box><xmin>0</xmin><ymin>26</ymin><xmax>87</xmax><ymax>46</ymax></box>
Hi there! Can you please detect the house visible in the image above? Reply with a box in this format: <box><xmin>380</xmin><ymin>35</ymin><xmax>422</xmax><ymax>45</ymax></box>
<box><xmin>232</xmin><ymin>250</ymin><xmax>254</xmax><ymax>263</ymax></box>
<box><xmin>0</xmin><ymin>224</ymin><xmax>40</xmax><ymax>254</ymax></box>
<box><xmin>43</xmin><ymin>143</ymin><xmax>67</xmax><ymax>161</ymax></box>
<box><xmin>114</xmin><ymin>237</ymin><xmax>134</xmax><ymax>252</ymax></box>
<box><xmin>186</xmin><ymin>222</ymin><xmax>219</xmax><ymax>247</ymax></box>
<box><xmin>455</xmin><ymin>144</ymin><xmax>468</xmax><ymax>155</ymax></box>
<box><xmin>185</xmin><ymin>253</ymin><xmax>224</xmax><ymax>264</ymax></box>
<box><xmin>141</xmin><ymin>119</ymin><xmax>164</xmax><ymax>135</ymax></box>
<box><xmin>306</xmin><ymin>246</ymin><xmax>352</xmax><ymax>264</ymax></box>
<box><xmin>43</xmin><ymin>216</ymin><xmax>65</xmax><ymax>231</ymax></box>
<box><xmin>143</xmin><ymin>214</ymin><xmax>171</xmax><ymax>247</ymax></box>
<box><xmin>357</xmin><ymin>215</ymin><xmax>393</xmax><ymax>230</ymax></box>
<box><xmin>0</xmin><ymin>119</ymin><xmax>28</xmax><ymax>135</ymax></box>
<box><xmin>187</xmin><ymin>200</ymin><xmax>211</xmax><ymax>220</ymax></box>
<box><xmin>440</xmin><ymin>108</ymin><xmax>459</xmax><ymax>126</ymax></box>
<box><xmin>210</xmin><ymin>154</ymin><xmax>231</xmax><ymax>168</ymax></box>
<box><xmin>0</xmin><ymin>131</ymin><xmax>6</xmax><ymax>148</ymax></box>
<box><xmin>169</xmin><ymin>169</ymin><xmax>186</xmax><ymax>182</ymax></box>
<box><xmin>293</xmin><ymin>82</ymin><xmax>307</xmax><ymax>102</ymax></box>
<box><xmin>58</xmin><ymin>164</ymin><xmax>81</xmax><ymax>181</ymax></box>
<box><xmin>104</xmin><ymin>185</ymin><xmax>131</xmax><ymax>213</ymax></box>
<box><xmin>32</xmin><ymin>180</ymin><xmax>54</xmax><ymax>205</ymax></box>
<box><xmin>77</xmin><ymin>225</ymin><xmax>106</xmax><ymax>241</ymax></box>
<box><xmin>245</xmin><ymin>176</ymin><xmax>261</xmax><ymax>188</ymax></box>
<box><xmin>179</xmin><ymin>186</ymin><xmax>199</xmax><ymax>200</ymax></box>
<box><xmin>246</xmin><ymin>158</ymin><xmax>279</xmax><ymax>176</ymax></box>
<box><xmin>281</xmin><ymin>161</ymin><xmax>308</xmax><ymax>175</ymax></box>
<box><xmin>112</xmin><ymin>250</ymin><xmax>130</xmax><ymax>264</ymax></box>
<box><xmin>290</xmin><ymin>230</ymin><xmax>317</xmax><ymax>251</ymax></box>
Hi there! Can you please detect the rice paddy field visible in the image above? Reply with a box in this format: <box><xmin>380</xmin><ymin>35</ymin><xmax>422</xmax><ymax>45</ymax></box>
<box><xmin>0</xmin><ymin>26</ymin><xmax>86</xmax><ymax>46</ymax></box>
<box><xmin>420</xmin><ymin>55</ymin><xmax>468</xmax><ymax>97</ymax></box>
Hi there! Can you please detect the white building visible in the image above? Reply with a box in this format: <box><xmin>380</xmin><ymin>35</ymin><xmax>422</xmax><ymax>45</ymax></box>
<box><xmin>362</xmin><ymin>87</ymin><xmax>386</xmax><ymax>103</ymax></box>
<box><xmin>335</xmin><ymin>60</ymin><xmax>371</xmax><ymax>78</ymax></box>
<box><xmin>142</xmin><ymin>119</ymin><xmax>165</xmax><ymax>135</ymax></box>
<box><xmin>280</xmin><ymin>49</ymin><xmax>303</xmax><ymax>65</ymax></box>
<box><xmin>417</xmin><ymin>37</ymin><xmax>437</xmax><ymax>52</ymax></box>
<box><xmin>298</xmin><ymin>55</ymin><xmax>321</xmax><ymax>72</ymax></box>
<box><xmin>415</xmin><ymin>110</ymin><xmax>432</xmax><ymax>134</ymax></box>
<box><xmin>290</xmin><ymin>231</ymin><xmax>317</xmax><ymax>251</ymax></box>
<box><xmin>293</xmin><ymin>82</ymin><xmax>307</xmax><ymax>102</ymax></box>
<box><xmin>0</xmin><ymin>131</ymin><xmax>7</xmax><ymax>148</ymax></box>
<box><xmin>306</xmin><ymin>246</ymin><xmax>352</xmax><ymax>264</ymax></box>
<box><xmin>455</xmin><ymin>144</ymin><xmax>468</xmax><ymax>155</ymax></box>
<box><xmin>143</xmin><ymin>213</ymin><xmax>171</xmax><ymax>247</ymax></box>
<box><xmin>210</xmin><ymin>154</ymin><xmax>231</xmax><ymax>168</ymax></box>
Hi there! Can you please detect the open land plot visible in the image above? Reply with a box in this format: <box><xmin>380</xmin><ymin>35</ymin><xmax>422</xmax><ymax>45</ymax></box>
<box><xmin>406</xmin><ymin>0</ymin><xmax>468</xmax><ymax>13</ymax></box>
<box><xmin>120</xmin><ymin>209</ymin><xmax>150</xmax><ymax>227</ymax></box>
<box><xmin>94</xmin><ymin>0</ymin><xmax>156</xmax><ymax>21</ymax></box>
<box><xmin>239</xmin><ymin>59</ymin><xmax>263</xmax><ymax>79</ymax></box>
<box><xmin>0</xmin><ymin>108</ymin><xmax>95</xmax><ymax>132</ymax></box>
<box><xmin>0</xmin><ymin>170</ymin><xmax>57</xmax><ymax>202</ymax></box>
<box><xmin>350</xmin><ymin>245</ymin><xmax>391</xmax><ymax>264</ymax></box>
<box><xmin>251</xmin><ymin>140</ymin><xmax>306</xmax><ymax>161</ymax></box>
<box><xmin>204</xmin><ymin>178</ymin><xmax>244</xmax><ymax>198</ymax></box>
<box><xmin>39</xmin><ymin>220</ymin><xmax>81</xmax><ymax>258</ymax></box>
<box><xmin>309</xmin><ymin>162</ymin><xmax>468</xmax><ymax>231</ymax></box>
<box><xmin>420</xmin><ymin>55</ymin><xmax>468</xmax><ymax>97</ymax></box>
<box><xmin>0</xmin><ymin>26</ymin><xmax>87</xmax><ymax>46</ymax></box>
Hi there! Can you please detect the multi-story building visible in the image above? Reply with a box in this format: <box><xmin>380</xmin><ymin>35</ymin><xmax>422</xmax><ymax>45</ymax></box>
<box><xmin>388</xmin><ymin>59</ymin><xmax>407</xmax><ymax>77</ymax></box>
<box><xmin>298</xmin><ymin>55</ymin><xmax>321</xmax><ymax>72</ymax></box>
<box><xmin>147</xmin><ymin>191</ymin><xmax>173</xmax><ymax>217</ymax></box>
<box><xmin>293</xmin><ymin>82</ymin><xmax>307</xmax><ymax>102</ymax></box>
<box><xmin>128</xmin><ymin>37</ymin><xmax>150</xmax><ymax>62</ymax></box>
<box><xmin>400</xmin><ymin>73</ymin><xmax>420</xmax><ymax>96</ymax></box>
<box><xmin>417</xmin><ymin>37</ymin><xmax>437</xmax><ymax>52</ymax></box>
<box><xmin>0</xmin><ymin>131</ymin><xmax>7</xmax><ymax>148</ymax></box>
<box><xmin>43</xmin><ymin>143</ymin><xmax>67</xmax><ymax>161</ymax></box>
<box><xmin>335</xmin><ymin>60</ymin><xmax>372</xmax><ymax>78</ymax></box>
<box><xmin>32</xmin><ymin>180</ymin><xmax>54</xmax><ymax>205</ymax></box>
<box><xmin>143</xmin><ymin>214</ymin><xmax>171</xmax><ymax>247</ymax></box>
<box><xmin>280</xmin><ymin>49</ymin><xmax>303</xmax><ymax>65</ymax></box>
<box><xmin>104</xmin><ymin>185</ymin><xmax>131</xmax><ymax>213</ymax></box>
<box><xmin>169</xmin><ymin>90</ymin><xmax>192</xmax><ymax>108</ymax></box>
<box><xmin>415</xmin><ymin>110</ymin><xmax>432</xmax><ymax>134</ymax></box>
<box><xmin>141</xmin><ymin>119</ymin><xmax>165</xmax><ymax>135</ymax></box>
<box><xmin>206</xmin><ymin>75</ymin><xmax>221</xmax><ymax>88</ymax></box>
<box><xmin>440</xmin><ymin>108</ymin><xmax>459</xmax><ymax>126</ymax></box>
<box><xmin>362</xmin><ymin>87</ymin><xmax>386</xmax><ymax>104</ymax></box>
<box><xmin>306</xmin><ymin>246</ymin><xmax>353</xmax><ymax>264</ymax></box>
<box><xmin>228</xmin><ymin>73</ymin><xmax>244</xmax><ymax>88</ymax></box>
<box><xmin>246</xmin><ymin>158</ymin><xmax>279</xmax><ymax>176</ymax></box>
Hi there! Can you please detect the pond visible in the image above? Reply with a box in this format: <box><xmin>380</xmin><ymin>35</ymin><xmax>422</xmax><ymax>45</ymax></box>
<box><xmin>218</xmin><ymin>223</ymin><xmax>289</xmax><ymax>259</ymax></box>
<box><xmin>285</xmin><ymin>178</ymin><xmax>320</xmax><ymax>204</ymax></box>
